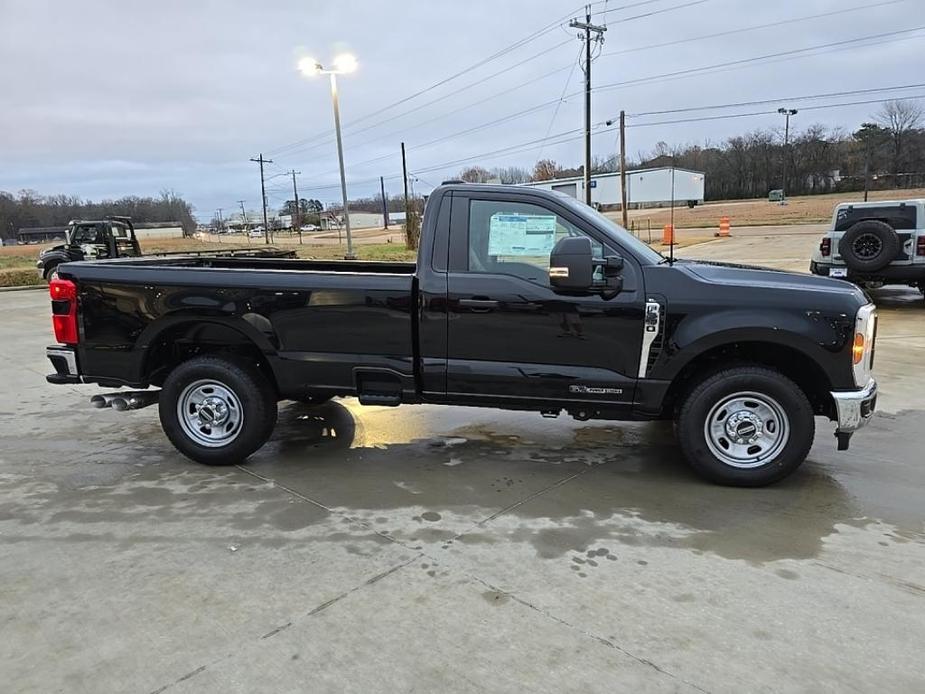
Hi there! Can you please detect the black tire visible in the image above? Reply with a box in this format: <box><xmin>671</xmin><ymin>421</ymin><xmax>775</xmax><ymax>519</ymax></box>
<box><xmin>159</xmin><ymin>355</ymin><xmax>277</xmax><ymax>465</ymax></box>
<box><xmin>677</xmin><ymin>366</ymin><xmax>815</xmax><ymax>487</ymax></box>
<box><xmin>838</xmin><ymin>220</ymin><xmax>900</xmax><ymax>273</ymax></box>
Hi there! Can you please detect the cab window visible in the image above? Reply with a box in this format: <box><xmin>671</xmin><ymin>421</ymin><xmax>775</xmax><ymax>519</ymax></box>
<box><xmin>71</xmin><ymin>225</ymin><xmax>102</xmax><ymax>244</ymax></box>
<box><xmin>467</xmin><ymin>199</ymin><xmax>603</xmax><ymax>285</ymax></box>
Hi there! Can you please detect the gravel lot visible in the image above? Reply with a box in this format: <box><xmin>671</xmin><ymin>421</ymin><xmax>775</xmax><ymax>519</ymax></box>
<box><xmin>1</xmin><ymin>228</ymin><xmax>923</xmax><ymax>693</ymax></box>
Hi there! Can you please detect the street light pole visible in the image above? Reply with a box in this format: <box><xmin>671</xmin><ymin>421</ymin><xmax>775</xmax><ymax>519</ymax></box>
<box><xmin>778</xmin><ymin>107</ymin><xmax>797</xmax><ymax>203</ymax></box>
<box><xmin>299</xmin><ymin>54</ymin><xmax>358</xmax><ymax>260</ymax></box>
<box><xmin>328</xmin><ymin>72</ymin><xmax>355</xmax><ymax>259</ymax></box>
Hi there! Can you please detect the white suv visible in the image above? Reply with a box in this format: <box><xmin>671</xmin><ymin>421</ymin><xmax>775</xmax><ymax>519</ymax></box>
<box><xmin>810</xmin><ymin>199</ymin><xmax>925</xmax><ymax>295</ymax></box>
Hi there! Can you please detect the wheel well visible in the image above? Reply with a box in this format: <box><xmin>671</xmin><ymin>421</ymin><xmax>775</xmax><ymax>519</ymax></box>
<box><xmin>662</xmin><ymin>342</ymin><xmax>834</xmax><ymax>418</ymax></box>
<box><xmin>142</xmin><ymin>322</ymin><xmax>277</xmax><ymax>392</ymax></box>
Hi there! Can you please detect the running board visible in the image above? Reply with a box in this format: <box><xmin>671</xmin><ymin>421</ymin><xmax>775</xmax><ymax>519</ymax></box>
<box><xmin>358</xmin><ymin>393</ymin><xmax>401</xmax><ymax>407</ymax></box>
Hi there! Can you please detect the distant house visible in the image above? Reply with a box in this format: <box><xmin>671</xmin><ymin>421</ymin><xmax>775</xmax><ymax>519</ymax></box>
<box><xmin>17</xmin><ymin>227</ymin><xmax>68</xmax><ymax>244</ymax></box>
<box><xmin>520</xmin><ymin>167</ymin><xmax>706</xmax><ymax>209</ymax></box>
<box><xmin>319</xmin><ymin>211</ymin><xmax>400</xmax><ymax>231</ymax></box>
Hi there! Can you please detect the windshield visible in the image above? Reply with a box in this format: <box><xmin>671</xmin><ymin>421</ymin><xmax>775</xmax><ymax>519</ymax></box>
<box><xmin>557</xmin><ymin>195</ymin><xmax>665</xmax><ymax>265</ymax></box>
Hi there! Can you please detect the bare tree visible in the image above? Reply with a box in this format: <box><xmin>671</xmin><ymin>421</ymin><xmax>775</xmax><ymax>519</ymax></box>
<box><xmin>458</xmin><ymin>166</ymin><xmax>491</xmax><ymax>183</ymax></box>
<box><xmin>876</xmin><ymin>99</ymin><xmax>924</xmax><ymax>185</ymax></box>
<box><xmin>531</xmin><ymin>159</ymin><xmax>560</xmax><ymax>181</ymax></box>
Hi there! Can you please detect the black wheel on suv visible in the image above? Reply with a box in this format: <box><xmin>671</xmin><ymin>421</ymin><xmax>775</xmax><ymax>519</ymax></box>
<box><xmin>159</xmin><ymin>355</ymin><xmax>277</xmax><ymax>465</ymax></box>
<box><xmin>838</xmin><ymin>220</ymin><xmax>900</xmax><ymax>273</ymax></box>
<box><xmin>677</xmin><ymin>366</ymin><xmax>815</xmax><ymax>486</ymax></box>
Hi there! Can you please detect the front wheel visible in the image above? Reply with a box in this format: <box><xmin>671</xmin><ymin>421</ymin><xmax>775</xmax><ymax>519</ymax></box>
<box><xmin>159</xmin><ymin>355</ymin><xmax>277</xmax><ymax>465</ymax></box>
<box><xmin>677</xmin><ymin>366</ymin><xmax>815</xmax><ymax>486</ymax></box>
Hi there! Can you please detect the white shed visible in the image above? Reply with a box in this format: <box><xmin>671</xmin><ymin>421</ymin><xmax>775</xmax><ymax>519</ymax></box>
<box><xmin>520</xmin><ymin>167</ymin><xmax>705</xmax><ymax>208</ymax></box>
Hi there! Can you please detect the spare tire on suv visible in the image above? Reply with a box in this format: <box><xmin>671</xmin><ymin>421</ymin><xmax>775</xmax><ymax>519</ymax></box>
<box><xmin>838</xmin><ymin>220</ymin><xmax>901</xmax><ymax>272</ymax></box>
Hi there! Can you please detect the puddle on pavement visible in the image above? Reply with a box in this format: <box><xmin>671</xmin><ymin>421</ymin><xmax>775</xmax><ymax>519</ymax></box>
<box><xmin>4</xmin><ymin>398</ymin><xmax>923</xmax><ymax>566</ymax></box>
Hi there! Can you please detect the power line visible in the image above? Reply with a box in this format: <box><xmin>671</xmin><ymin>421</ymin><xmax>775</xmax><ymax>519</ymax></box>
<box><xmin>270</xmin><ymin>0</ymin><xmax>710</xmax><ymax>160</ymax></box>
<box><xmin>268</xmin><ymin>41</ymin><xmax>576</xmax><ymax>159</ymax></box>
<box><xmin>275</xmin><ymin>3</ymin><xmax>916</xmax><ymax>165</ymax></box>
<box><xmin>601</xmin><ymin>0</ymin><xmax>710</xmax><ymax>23</ymax></box>
<box><xmin>538</xmin><ymin>45</ymin><xmax>584</xmax><ymax>161</ymax></box>
<box><xmin>595</xmin><ymin>25</ymin><xmax>925</xmax><ymax>94</ymax></box>
<box><xmin>626</xmin><ymin>83</ymin><xmax>925</xmax><ymax>118</ymax></box>
<box><xmin>623</xmin><ymin>93</ymin><xmax>925</xmax><ymax>128</ymax></box>
<box><xmin>600</xmin><ymin>0</ymin><xmax>911</xmax><ymax>59</ymax></box>
<box><xmin>265</xmin><ymin>4</ymin><xmax>598</xmax><ymax>157</ymax></box>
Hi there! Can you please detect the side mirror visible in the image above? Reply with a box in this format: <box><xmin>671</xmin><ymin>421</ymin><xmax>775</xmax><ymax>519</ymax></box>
<box><xmin>549</xmin><ymin>236</ymin><xmax>594</xmax><ymax>290</ymax></box>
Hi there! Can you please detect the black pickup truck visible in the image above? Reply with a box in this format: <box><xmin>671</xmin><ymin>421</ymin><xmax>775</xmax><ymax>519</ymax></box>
<box><xmin>44</xmin><ymin>184</ymin><xmax>878</xmax><ymax>486</ymax></box>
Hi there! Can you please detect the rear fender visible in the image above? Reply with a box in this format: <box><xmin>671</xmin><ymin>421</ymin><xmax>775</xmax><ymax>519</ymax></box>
<box><xmin>134</xmin><ymin>315</ymin><xmax>280</xmax><ymax>382</ymax></box>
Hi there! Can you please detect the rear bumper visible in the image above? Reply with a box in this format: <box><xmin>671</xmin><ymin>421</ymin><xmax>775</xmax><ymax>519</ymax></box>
<box><xmin>811</xmin><ymin>261</ymin><xmax>925</xmax><ymax>283</ymax></box>
<box><xmin>46</xmin><ymin>345</ymin><xmax>81</xmax><ymax>384</ymax></box>
<box><xmin>831</xmin><ymin>378</ymin><xmax>877</xmax><ymax>434</ymax></box>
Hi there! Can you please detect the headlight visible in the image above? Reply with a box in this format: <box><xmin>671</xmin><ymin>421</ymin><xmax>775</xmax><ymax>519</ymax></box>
<box><xmin>852</xmin><ymin>303</ymin><xmax>877</xmax><ymax>387</ymax></box>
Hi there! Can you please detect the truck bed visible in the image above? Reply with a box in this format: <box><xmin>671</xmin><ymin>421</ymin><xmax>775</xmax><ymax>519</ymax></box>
<box><xmin>58</xmin><ymin>254</ymin><xmax>419</xmax><ymax>399</ymax></box>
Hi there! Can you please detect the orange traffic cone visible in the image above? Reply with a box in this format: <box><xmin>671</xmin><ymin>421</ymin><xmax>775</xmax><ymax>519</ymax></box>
<box><xmin>662</xmin><ymin>224</ymin><xmax>674</xmax><ymax>246</ymax></box>
<box><xmin>716</xmin><ymin>216</ymin><xmax>731</xmax><ymax>237</ymax></box>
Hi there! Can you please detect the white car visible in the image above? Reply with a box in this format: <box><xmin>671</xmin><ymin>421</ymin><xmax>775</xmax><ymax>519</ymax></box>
<box><xmin>300</xmin><ymin>224</ymin><xmax>318</xmax><ymax>232</ymax></box>
<box><xmin>248</xmin><ymin>228</ymin><xmax>265</xmax><ymax>238</ymax></box>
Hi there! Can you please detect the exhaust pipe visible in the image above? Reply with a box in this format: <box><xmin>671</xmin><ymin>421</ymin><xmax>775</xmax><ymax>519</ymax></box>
<box><xmin>111</xmin><ymin>391</ymin><xmax>160</xmax><ymax>412</ymax></box>
<box><xmin>90</xmin><ymin>391</ymin><xmax>159</xmax><ymax>411</ymax></box>
<box><xmin>90</xmin><ymin>393</ymin><xmax>121</xmax><ymax>409</ymax></box>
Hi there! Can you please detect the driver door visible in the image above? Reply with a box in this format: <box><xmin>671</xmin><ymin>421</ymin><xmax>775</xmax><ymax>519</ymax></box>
<box><xmin>445</xmin><ymin>192</ymin><xmax>646</xmax><ymax>407</ymax></box>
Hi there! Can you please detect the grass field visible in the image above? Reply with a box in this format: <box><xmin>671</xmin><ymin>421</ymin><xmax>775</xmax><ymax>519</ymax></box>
<box><xmin>616</xmin><ymin>187</ymin><xmax>925</xmax><ymax>231</ymax></box>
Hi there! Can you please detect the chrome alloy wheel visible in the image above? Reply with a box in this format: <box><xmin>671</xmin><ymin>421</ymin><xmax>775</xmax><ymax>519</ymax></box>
<box><xmin>703</xmin><ymin>391</ymin><xmax>790</xmax><ymax>469</ymax></box>
<box><xmin>177</xmin><ymin>379</ymin><xmax>244</xmax><ymax>448</ymax></box>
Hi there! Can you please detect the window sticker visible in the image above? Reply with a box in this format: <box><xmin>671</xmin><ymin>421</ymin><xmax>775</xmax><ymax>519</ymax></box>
<box><xmin>488</xmin><ymin>213</ymin><xmax>557</xmax><ymax>256</ymax></box>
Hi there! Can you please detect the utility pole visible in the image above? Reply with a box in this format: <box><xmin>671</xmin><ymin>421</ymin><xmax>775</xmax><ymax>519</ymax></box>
<box><xmin>619</xmin><ymin>110</ymin><xmax>628</xmax><ymax>227</ymax></box>
<box><xmin>401</xmin><ymin>141</ymin><xmax>410</xmax><ymax>221</ymax></box>
<box><xmin>380</xmin><ymin>176</ymin><xmax>389</xmax><ymax>229</ymax></box>
<box><xmin>215</xmin><ymin>208</ymin><xmax>224</xmax><ymax>236</ymax></box>
<box><xmin>288</xmin><ymin>170</ymin><xmax>302</xmax><ymax>244</ymax></box>
<box><xmin>250</xmin><ymin>153</ymin><xmax>273</xmax><ymax>244</ymax></box>
<box><xmin>570</xmin><ymin>5</ymin><xmax>606</xmax><ymax>206</ymax></box>
<box><xmin>778</xmin><ymin>108</ymin><xmax>797</xmax><ymax>203</ymax></box>
<box><xmin>863</xmin><ymin>136</ymin><xmax>872</xmax><ymax>202</ymax></box>
<box><xmin>237</xmin><ymin>200</ymin><xmax>248</xmax><ymax>233</ymax></box>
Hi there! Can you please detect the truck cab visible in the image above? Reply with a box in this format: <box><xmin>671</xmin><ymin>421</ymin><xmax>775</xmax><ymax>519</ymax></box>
<box><xmin>44</xmin><ymin>184</ymin><xmax>878</xmax><ymax>486</ymax></box>
<box><xmin>37</xmin><ymin>216</ymin><xmax>141</xmax><ymax>279</ymax></box>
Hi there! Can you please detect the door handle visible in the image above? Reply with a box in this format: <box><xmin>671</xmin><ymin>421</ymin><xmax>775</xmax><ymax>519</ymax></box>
<box><xmin>459</xmin><ymin>298</ymin><xmax>499</xmax><ymax>312</ymax></box>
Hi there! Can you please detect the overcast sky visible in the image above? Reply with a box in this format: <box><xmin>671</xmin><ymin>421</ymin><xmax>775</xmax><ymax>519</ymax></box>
<box><xmin>1</xmin><ymin>0</ymin><xmax>922</xmax><ymax>220</ymax></box>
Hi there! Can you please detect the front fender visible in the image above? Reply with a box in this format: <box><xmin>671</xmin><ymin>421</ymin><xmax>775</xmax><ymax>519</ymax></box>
<box><xmin>653</xmin><ymin>307</ymin><xmax>855</xmax><ymax>388</ymax></box>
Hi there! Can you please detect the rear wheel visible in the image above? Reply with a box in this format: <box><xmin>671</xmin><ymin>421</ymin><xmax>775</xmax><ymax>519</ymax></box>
<box><xmin>677</xmin><ymin>366</ymin><xmax>815</xmax><ymax>486</ymax></box>
<box><xmin>159</xmin><ymin>355</ymin><xmax>277</xmax><ymax>465</ymax></box>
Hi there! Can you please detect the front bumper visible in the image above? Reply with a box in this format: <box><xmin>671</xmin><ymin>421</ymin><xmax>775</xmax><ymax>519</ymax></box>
<box><xmin>831</xmin><ymin>378</ymin><xmax>877</xmax><ymax>434</ymax></box>
<box><xmin>46</xmin><ymin>345</ymin><xmax>81</xmax><ymax>384</ymax></box>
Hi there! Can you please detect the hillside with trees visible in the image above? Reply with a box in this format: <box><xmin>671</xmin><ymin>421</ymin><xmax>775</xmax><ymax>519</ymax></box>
<box><xmin>457</xmin><ymin>100</ymin><xmax>925</xmax><ymax>201</ymax></box>
<box><xmin>0</xmin><ymin>190</ymin><xmax>196</xmax><ymax>240</ymax></box>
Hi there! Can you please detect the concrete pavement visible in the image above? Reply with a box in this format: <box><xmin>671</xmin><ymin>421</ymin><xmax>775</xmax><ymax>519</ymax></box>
<box><xmin>1</xmin><ymin>234</ymin><xmax>924</xmax><ymax>693</ymax></box>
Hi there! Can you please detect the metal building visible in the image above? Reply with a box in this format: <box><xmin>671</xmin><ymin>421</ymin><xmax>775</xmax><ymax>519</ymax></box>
<box><xmin>520</xmin><ymin>167</ymin><xmax>705</xmax><ymax>208</ymax></box>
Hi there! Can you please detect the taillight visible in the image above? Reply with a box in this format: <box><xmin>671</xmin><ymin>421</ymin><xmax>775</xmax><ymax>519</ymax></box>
<box><xmin>49</xmin><ymin>278</ymin><xmax>79</xmax><ymax>344</ymax></box>
<box><xmin>917</xmin><ymin>235</ymin><xmax>925</xmax><ymax>256</ymax></box>
<box><xmin>820</xmin><ymin>237</ymin><xmax>831</xmax><ymax>257</ymax></box>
